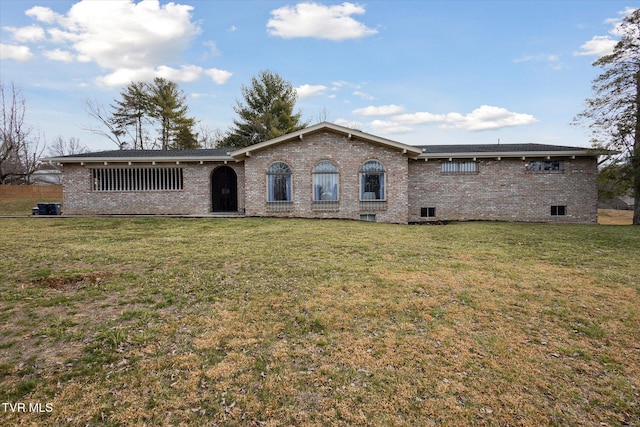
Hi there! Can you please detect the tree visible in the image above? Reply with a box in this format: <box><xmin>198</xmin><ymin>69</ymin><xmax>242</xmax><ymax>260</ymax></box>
<box><xmin>149</xmin><ymin>77</ymin><xmax>197</xmax><ymax>150</ymax></box>
<box><xmin>86</xmin><ymin>78</ymin><xmax>197</xmax><ymax>150</ymax></box>
<box><xmin>574</xmin><ymin>9</ymin><xmax>640</xmax><ymax>224</ymax></box>
<box><xmin>111</xmin><ymin>82</ymin><xmax>151</xmax><ymax>150</ymax></box>
<box><xmin>84</xmin><ymin>99</ymin><xmax>126</xmax><ymax>149</ymax></box>
<box><xmin>0</xmin><ymin>82</ymin><xmax>43</xmax><ymax>184</ymax></box>
<box><xmin>46</xmin><ymin>136</ymin><xmax>90</xmax><ymax>157</ymax></box>
<box><xmin>221</xmin><ymin>70</ymin><xmax>307</xmax><ymax>148</ymax></box>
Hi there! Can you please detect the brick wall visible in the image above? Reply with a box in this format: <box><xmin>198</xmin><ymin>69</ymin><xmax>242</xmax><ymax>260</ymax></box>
<box><xmin>61</xmin><ymin>162</ymin><xmax>245</xmax><ymax>215</ymax></box>
<box><xmin>243</xmin><ymin>131</ymin><xmax>410</xmax><ymax>223</ymax></box>
<box><xmin>408</xmin><ymin>157</ymin><xmax>598</xmax><ymax>223</ymax></box>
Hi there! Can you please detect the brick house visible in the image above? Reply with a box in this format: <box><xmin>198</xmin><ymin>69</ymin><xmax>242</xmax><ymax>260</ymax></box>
<box><xmin>46</xmin><ymin>122</ymin><xmax>601</xmax><ymax>223</ymax></box>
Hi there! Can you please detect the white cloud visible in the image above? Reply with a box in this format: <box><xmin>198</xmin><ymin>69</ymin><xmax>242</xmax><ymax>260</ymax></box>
<box><xmin>574</xmin><ymin>35</ymin><xmax>617</xmax><ymax>57</ymax></box>
<box><xmin>0</xmin><ymin>43</ymin><xmax>33</xmax><ymax>62</ymax></box>
<box><xmin>25</xmin><ymin>6</ymin><xmax>62</xmax><ymax>24</ymax></box>
<box><xmin>352</xmin><ymin>90</ymin><xmax>375</xmax><ymax>101</ymax></box>
<box><xmin>333</xmin><ymin>118</ymin><xmax>364</xmax><ymax>129</ymax></box>
<box><xmin>44</xmin><ymin>48</ymin><xmax>75</xmax><ymax>62</ymax></box>
<box><xmin>296</xmin><ymin>84</ymin><xmax>328</xmax><ymax>99</ymax></box>
<box><xmin>267</xmin><ymin>2</ymin><xmax>378</xmax><ymax>41</ymax></box>
<box><xmin>95</xmin><ymin>66</ymin><xmax>233</xmax><ymax>88</ymax></box>
<box><xmin>353</xmin><ymin>104</ymin><xmax>405</xmax><ymax>116</ymax></box>
<box><xmin>574</xmin><ymin>8</ymin><xmax>638</xmax><ymax>57</ymax></box>
<box><xmin>13</xmin><ymin>0</ymin><xmax>233</xmax><ymax>88</ymax></box>
<box><xmin>4</xmin><ymin>25</ymin><xmax>46</xmax><ymax>43</ymax></box>
<box><xmin>204</xmin><ymin>68</ymin><xmax>233</xmax><ymax>85</ymax></box>
<box><xmin>394</xmin><ymin>105</ymin><xmax>537</xmax><ymax>132</ymax></box>
<box><xmin>369</xmin><ymin>120</ymin><xmax>412</xmax><ymax>134</ymax></box>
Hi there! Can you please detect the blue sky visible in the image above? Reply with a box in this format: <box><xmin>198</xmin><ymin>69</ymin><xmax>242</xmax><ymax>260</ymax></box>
<box><xmin>0</xmin><ymin>0</ymin><xmax>636</xmax><ymax>152</ymax></box>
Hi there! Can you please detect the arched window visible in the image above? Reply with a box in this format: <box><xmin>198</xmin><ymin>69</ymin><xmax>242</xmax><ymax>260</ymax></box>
<box><xmin>313</xmin><ymin>161</ymin><xmax>339</xmax><ymax>201</ymax></box>
<box><xmin>267</xmin><ymin>162</ymin><xmax>292</xmax><ymax>202</ymax></box>
<box><xmin>360</xmin><ymin>160</ymin><xmax>385</xmax><ymax>201</ymax></box>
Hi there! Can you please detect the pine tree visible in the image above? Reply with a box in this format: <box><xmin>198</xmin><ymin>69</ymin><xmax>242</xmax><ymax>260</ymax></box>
<box><xmin>148</xmin><ymin>78</ymin><xmax>197</xmax><ymax>150</ymax></box>
<box><xmin>221</xmin><ymin>70</ymin><xmax>307</xmax><ymax>148</ymax></box>
<box><xmin>111</xmin><ymin>81</ymin><xmax>151</xmax><ymax>149</ymax></box>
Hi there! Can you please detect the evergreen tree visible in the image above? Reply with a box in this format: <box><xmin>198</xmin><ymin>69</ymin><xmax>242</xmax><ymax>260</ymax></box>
<box><xmin>574</xmin><ymin>9</ymin><xmax>640</xmax><ymax>224</ymax></box>
<box><xmin>111</xmin><ymin>81</ymin><xmax>151</xmax><ymax>149</ymax></box>
<box><xmin>149</xmin><ymin>78</ymin><xmax>197</xmax><ymax>150</ymax></box>
<box><xmin>221</xmin><ymin>70</ymin><xmax>307</xmax><ymax>148</ymax></box>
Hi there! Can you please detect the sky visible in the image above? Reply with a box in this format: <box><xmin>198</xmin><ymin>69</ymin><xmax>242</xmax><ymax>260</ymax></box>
<box><xmin>0</xmin><ymin>0</ymin><xmax>637</xmax><ymax>152</ymax></box>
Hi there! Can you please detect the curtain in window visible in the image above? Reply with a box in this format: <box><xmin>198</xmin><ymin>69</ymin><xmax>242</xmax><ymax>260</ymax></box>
<box><xmin>267</xmin><ymin>162</ymin><xmax>292</xmax><ymax>201</ymax></box>
<box><xmin>360</xmin><ymin>160</ymin><xmax>385</xmax><ymax>200</ymax></box>
<box><xmin>313</xmin><ymin>161</ymin><xmax>339</xmax><ymax>201</ymax></box>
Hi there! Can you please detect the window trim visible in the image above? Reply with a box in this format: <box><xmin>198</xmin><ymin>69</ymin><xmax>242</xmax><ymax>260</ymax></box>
<box><xmin>266</xmin><ymin>161</ymin><xmax>293</xmax><ymax>203</ymax></box>
<box><xmin>312</xmin><ymin>160</ymin><xmax>339</xmax><ymax>202</ymax></box>
<box><xmin>360</xmin><ymin>160</ymin><xmax>386</xmax><ymax>202</ymax></box>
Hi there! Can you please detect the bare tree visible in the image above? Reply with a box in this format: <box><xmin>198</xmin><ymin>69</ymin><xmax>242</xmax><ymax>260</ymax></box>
<box><xmin>46</xmin><ymin>136</ymin><xmax>90</xmax><ymax>157</ymax></box>
<box><xmin>0</xmin><ymin>82</ymin><xmax>43</xmax><ymax>184</ymax></box>
<box><xmin>83</xmin><ymin>99</ymin><xmax>126</xmax><ymax>149</ymax></box>
<box><xmin>197</xmin><ymin>123</ymin><xmax>228</xmax><ymax>148</ymax></box>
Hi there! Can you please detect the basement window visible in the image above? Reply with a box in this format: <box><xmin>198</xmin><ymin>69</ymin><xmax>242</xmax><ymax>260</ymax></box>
<box><xmin>421</xmin><ymin>207</ymin><xmax>436</xmax><ymax>218</ymax></box>
<box><xmin>551</xmin><ymin>205</ymin><xmax>566</xmax><ymax>216</ymax></box>
<box><xmin>91</xmin><ymin>167</ymin><xmax>183</xmax><ymax>191</ymax></box>
<box><xmin>360</xmin><ymin>214</ymin><xmax>376</xmax><ymax>222</ymax></box>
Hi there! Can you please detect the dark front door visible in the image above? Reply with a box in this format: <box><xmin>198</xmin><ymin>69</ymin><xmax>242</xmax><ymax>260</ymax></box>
<box><xmin>211</xmin><ymin>166</ymin><xmax>238</xmax><ymax>212</ymax></box>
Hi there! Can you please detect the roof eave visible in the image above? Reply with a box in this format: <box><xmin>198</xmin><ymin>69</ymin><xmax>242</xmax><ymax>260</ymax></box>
<box><xmin>418</xmin><ymin>150</ymin><xmax>603</xmax><ymax>160</ymax></box>
<box><xmin>230</xmin><ymin>122</ymin><xmax>422</xmax><ymax>159</ymax></box>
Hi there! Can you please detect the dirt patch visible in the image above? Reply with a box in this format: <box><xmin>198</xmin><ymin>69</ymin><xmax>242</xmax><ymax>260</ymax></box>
<box><xmin>31</xmin><ymin>272</ymin><xmax>110</xmax><ymax>291</ymax></box>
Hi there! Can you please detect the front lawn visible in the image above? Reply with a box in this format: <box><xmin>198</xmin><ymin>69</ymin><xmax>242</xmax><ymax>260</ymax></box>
<box><xmin>1</xmin><ymin>218</ymin><xmax>638</xmax><ymax>426</ymax></box>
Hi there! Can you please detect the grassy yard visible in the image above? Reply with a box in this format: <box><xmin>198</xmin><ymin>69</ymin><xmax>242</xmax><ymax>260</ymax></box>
<box><xmin>0</xmin><ymin>217</ymin><xmax>638</xmax><ymax>426</ymax></box>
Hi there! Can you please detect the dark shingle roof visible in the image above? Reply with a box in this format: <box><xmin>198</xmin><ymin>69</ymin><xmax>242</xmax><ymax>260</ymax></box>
<box><xmin>417</xmin><ymin>143</ymin><xmax>590</xmax><ymax>154</ymax></box>
<box><xmin>63</xmin><ymin>148</ymin><xmax>232</xmax><ymax>158</ymax></box>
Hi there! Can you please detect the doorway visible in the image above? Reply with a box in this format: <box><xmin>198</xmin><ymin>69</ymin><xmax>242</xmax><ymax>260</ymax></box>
<box><xmin>211</xmin><ymin>166</ymin><xmax>238</xmax><ymax>212</ymax></box>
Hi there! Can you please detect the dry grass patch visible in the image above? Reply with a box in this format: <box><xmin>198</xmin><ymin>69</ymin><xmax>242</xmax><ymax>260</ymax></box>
<box><xmin>598</xmin><ymin>208</ymin><xmax>634</xmax><ymax>225</ymax></box>
<box><xmin>0</xmin><ymin>218</ymin><xmax>638</xmax><ymax>426</ymax></box>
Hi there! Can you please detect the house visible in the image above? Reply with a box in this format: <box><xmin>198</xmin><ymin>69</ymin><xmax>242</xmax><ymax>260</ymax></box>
<box><xmin>45</xmin><ymin>122</ymin><xmax>602</xmax><ymax>223</ymax></box>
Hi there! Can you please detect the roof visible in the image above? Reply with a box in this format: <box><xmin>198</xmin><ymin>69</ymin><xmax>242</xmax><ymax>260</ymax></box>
<box><xmin>230</xmin><ymin>122</ymin><xmax>424</xmax><ymax>159</ymax></box>
<box><xmin>43</xmin><ymin>124</ymin><xmax>606</xmax><ymax>164</ymax></box>
<box><xmin>44</xmin><ymin>148</ymin><xmax>234</xmax><ymax>163</ymax></box>
<box><xmin>416</xmin><ymin>143</ymin><xmax>604</xmax><ymax>160</ymax></box>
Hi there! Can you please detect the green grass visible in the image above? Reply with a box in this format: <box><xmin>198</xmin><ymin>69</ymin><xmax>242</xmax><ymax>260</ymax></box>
<box><xmin>0</xmin><ymin>217</ymin><xmax>639</xmax><ymax>426</ymax></box>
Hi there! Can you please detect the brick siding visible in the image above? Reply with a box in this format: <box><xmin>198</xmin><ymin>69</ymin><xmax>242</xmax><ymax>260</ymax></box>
<box><xmin>408</xmin><ymin>157</ymin><xmax>598</xmax><ymax>223</ymax></box>
<box><xmin>243</xmin><ymin>131</ymin><xmax>409</xmax><ymax>223</ymax></box>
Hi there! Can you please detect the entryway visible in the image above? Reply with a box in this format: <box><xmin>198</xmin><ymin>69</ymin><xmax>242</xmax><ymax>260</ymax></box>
<box><xmin>211</xmin><ymin>166</ymin><xmax>238</xmax><ymax>212</ymax></box>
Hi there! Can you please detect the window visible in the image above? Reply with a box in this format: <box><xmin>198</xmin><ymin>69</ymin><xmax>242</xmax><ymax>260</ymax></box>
<box><xmin>360</xmin><ymin>160</ymin><xmax>385</xmax><ymax>201</ymax></box>
<box><xmin>267</xmin><ymin>162</ymin><xmax>292</xmax><ymax>202</ymax></box>
<box><xmin>91</xmin><ymin>167</ymin><xmax>183</xmax><ymax>191</ymax></box>
<box><xmin>525</xmin><ymin>160</ymin><xmax>563</xmax><ymax>172</ymax></box>
<box><xmin>360</xmin><ymin>214</ymin><xmax>376</xmax><ymax>222</ymax></box>
<box><xmin>313</xmin><ymin>161</ymin><xmax>339</xmax><ymax>201</ymax></box>
<box><xmin>551</xmin><ymin>205</ymin><xmax>566</xmax><ymax>216</ymax></box>
<box><xmin>421</xmin><ymin>207</ymin><xmax>436</xmax><ymax>218</ymax></box>
<box><xmin>441</xmin><ymin>161</ymin><xmax>478</xmax><ymax>174</ymax></box>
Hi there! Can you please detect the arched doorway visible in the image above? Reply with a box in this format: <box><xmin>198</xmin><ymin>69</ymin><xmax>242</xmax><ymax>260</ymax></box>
<box><xmin>211</xmin><ymin>166</ymin><xmax>238</xmax><ymax>212</ymax></box>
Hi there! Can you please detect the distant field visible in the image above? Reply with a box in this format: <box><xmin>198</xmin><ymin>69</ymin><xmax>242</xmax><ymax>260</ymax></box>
<box><xmin>1</xmin><ymin>217</ymin><xmax>638</xmax><ymax>426</ymax></box>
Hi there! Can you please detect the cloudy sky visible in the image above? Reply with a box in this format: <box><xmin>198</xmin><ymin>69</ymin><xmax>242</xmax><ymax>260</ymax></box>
<box><xmin>0</xmin><ymin>0</ymin><xmax>636</xmax><ymax>151</ymax></box>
